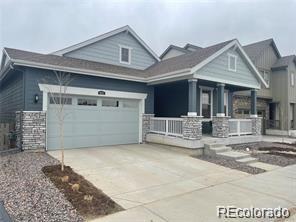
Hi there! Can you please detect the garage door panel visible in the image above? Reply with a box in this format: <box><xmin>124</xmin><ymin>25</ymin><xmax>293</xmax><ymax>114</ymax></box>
<box><xmin>47</xmin><ymin>96</ymin><xmax>140</xmax><ymax>150</ymax></box>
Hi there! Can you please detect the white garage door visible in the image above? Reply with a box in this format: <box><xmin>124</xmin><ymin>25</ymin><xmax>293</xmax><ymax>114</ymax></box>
<box><xmin>47</xmin><ymin>95</ymin><xmax>140</xmax><ymax>150</ymax></box>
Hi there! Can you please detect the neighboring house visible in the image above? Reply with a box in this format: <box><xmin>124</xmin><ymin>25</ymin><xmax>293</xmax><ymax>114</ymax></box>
<box><xmin>161</xmin><ymin>39</ymin><xmax>296</xmax><ymax>137</ymax></box>
<box><xmin>237</xmin><ymin>39</ymin><xmax>296</xmax><ymax>136</ymax></box>
<box><xmin>0</xmin><ymin>26</ymin><xmax>268</xmax><ymax>151</ymax></box>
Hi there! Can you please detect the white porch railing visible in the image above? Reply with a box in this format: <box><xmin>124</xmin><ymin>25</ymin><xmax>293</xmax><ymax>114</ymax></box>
<box><xmin>150</xmin><ymin>117</ymin><xmax>183</xmax><ymax>137</ymax></box>
<box><xmin>229</xmin><ymin>119</ymin><xmax>252</xmax><ymax>136</ymax></box>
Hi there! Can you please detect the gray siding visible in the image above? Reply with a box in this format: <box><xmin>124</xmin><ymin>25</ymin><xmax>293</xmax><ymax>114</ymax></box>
<box><xmin>272</xmin><ymin>69</ymin><xmax>289</xmax><ymax>130</ymax></box>
<box><xmin>24</xmin><ymin>67</ymin><xmax>154</xmax><ymax>113</ymax></box>
<box><xmin>161</xmin><ymin>49</ymin><xmax>186</xmax><ymax>60</ymax></box>
<box><xmin>0</xmin><ymin>70</ymin><xmax>24</xmax><ymax>123</ymax></box>
<box><xmin>288</xmin><ymin>63</ymin><xmax>296</xmax><ymax>103</ymax></box>
<box><xmin>64</xmin><ymin>32</ymin><xmax>157</xmax><ymax>70</ymax></box>
<box><xmin>255</xmin><ymin>45</ymin><xmax>278</xmax><ymax>98</ymax></box>
<box><xmin>196</xmin><ymin>49</ymin><xmax>260</xmax><ymax>88</ymax></box>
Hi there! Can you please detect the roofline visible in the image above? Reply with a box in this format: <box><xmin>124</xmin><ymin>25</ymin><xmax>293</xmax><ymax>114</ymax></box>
<box><xmin>244</xmin><ymin>38</ymin><xmax>281</xmax><ymax>59</ymax></box>
<box><xmin>184</xmin><ymin>43</ymin><xmax>201</xmax><ymax>50</ymax></box>
<box><xmin>159</xmin><ymin>45</ymin><xmax>189</xmax><ymax>59</ymax></box>
<box><xmin>10</xmin><ymin>58</ymin><xmax>147</xmax><ymax>83</ymax></box>
<box><xmin>191</xmin><ymin>39</ymin><xmax>267</xmax><ymax>89</ymax></box>
<box><xmin>51</xmin><ymin>25</ymin><xmax>160</xmax><ymax>61</ymax></box>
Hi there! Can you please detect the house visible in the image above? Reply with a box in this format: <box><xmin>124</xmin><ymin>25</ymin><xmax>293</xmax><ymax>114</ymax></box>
<box><xmin>160</xmin><ymin>39</ymin><xmax>296</xmax><ymax>137</ymax></box>
<box><xmin>236</xmin><ymin>39</ymin><xmax>296</xmax><ymax>137</ymax></box>
<box><xmin>0</xmin><ymin>26</ymin><xmax>268</xmax><ymax>151</ymax></box>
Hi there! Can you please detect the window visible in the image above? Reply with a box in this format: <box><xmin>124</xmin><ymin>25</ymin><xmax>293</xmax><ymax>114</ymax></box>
<box><xmin>228</xmin><ymin>54</ymin><xmax>237</xmax><ymax>72</ymax></box>
<box><xmin>49</xmin><ymin>96</ymin><xmax>72</xmax><ymax>105</ymax></box>
<box><xmin>260</xmin><ymin>70</ymin><xmax>270</xmax><ymax>87</ymax></box>
<box><xmin>77</xmin><ymin>98</ymin><xmax>97</xmax><ymax>106</ymax></box>
<box><xmin>237</xmin><ymin>109</ymin><xmax>250</xmax><ymax>115</ymax></box>
<box><xmin>291</xmin><ymin>73</ymin><xmax>295</xmax><ymax>86</ymax></box>
<box><xmin>119</xmin><ymin>46</ymin><xmax>131</xmax><ymax>64</ymax></box>
<box><xmin>201</xmin><ymin>89</ymin><xmax>212</xmax><ymax>118</ymax></box>
<box><xmin>122</xmin><ymin>101</ymin><xmax>138</xmax><ymax>108</ymax></box>
<box><xmin>102</xmin><ymin>99</ymin><xmax>119</xmax><ymax>107</ymax></box>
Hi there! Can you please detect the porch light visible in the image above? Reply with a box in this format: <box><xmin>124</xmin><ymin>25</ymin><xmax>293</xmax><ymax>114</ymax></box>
<box><xmin>34</xmin><ymin>94</ymin><xmax>39</xmax><ymax>103</ymax></box>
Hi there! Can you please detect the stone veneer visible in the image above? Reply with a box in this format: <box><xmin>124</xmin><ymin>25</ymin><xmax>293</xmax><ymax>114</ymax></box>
<box><xmin>212</xmin><ymin>116</ymin><xmax>230</xmax><ymax>138</ymax></box>
<box><xmin>16</xmin><ymin>111</ymin><xmax>46</xmax><ymax>150</ymax></box>
<box><xmin>142</xmin><ymin>114</ymin><xmax>154</xmax><ymax>142</ymax></box>
<box><xmin>233</xmin><ymin>95</ymin><xmax>270</xmax><ymax>119</ymax></box>
<box><xmin>251</xmin><ymin>117</ymin><xmax>262</xmax><ymax>136</ymax></box>
<box><xmin>182</xmin><ymin>116</ymin><xmax>203</xmax><ymax>140</ymax></box>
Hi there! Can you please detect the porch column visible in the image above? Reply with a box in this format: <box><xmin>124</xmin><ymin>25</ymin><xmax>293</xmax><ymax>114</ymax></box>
<box><xmin>217</xmin><ymin>83</ymin><xmax>225</xmax><ymax>117</ymax></box>
<box><xmin>250</xmin><ymin>89</ymin><xmax>262</xmax><ymax>135</ymax></box>
<box><xmin>188</xmin><ymin>79</ymin><xmax>198</xmax><ymax>116</ymax></box>
<box><xmin>251</xmin><ymin>89</ymin><xmax>257</xmax><ymax>117</ymax></box>
<box><xmin>228</xmin><ymin>91</ymin><xmax>234</xmax><ymax>117</ymax></box>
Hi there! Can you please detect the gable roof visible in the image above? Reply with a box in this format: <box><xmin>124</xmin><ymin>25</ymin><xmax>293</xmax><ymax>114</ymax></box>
<box><xmin>243</xmin><ymin>38</ymin><xmax>281</xmax><ymax>62</ymax></box>
<box><xmin>184</xmin><ymin>43</ymin><xmax>203</xmax><ymax>51</ymax></box>
<box><xmin>2</xmin><ymin>47</ymin><xmax>145</xmax><ymax>82</ymax></box>
<box><xmin>1</xmin><ymin>39</ymin><xmax>267</xmax><ymax>88</ymax></box>
<box><xmin>51</xmin><ymin>25</ymin><xmax>160</xmax><ymax>61</ymax></box>
<box><xmin>159</xmin><ymin>45</ymin><xmax>190</xmax><ymax>59</ymax></box>
<box><xmin>146</xmin><ymin>39</ymin><xmax>234</xmax><ymax>77</ymax></box>
<box><xmin>272</xmin><ymin>55</ymin><xmax>296</xmax><ymax>70</ymax></box>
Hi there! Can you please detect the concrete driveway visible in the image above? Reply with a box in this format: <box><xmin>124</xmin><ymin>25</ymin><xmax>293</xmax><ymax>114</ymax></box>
<box><xmin>49</xmin><ymin>144</ymin><xmax>296</xmax><ymax>222</ymax></box>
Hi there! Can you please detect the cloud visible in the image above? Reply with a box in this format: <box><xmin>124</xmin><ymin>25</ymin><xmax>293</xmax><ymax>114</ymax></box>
<box><xmin>0</xmin><ymin>0</ymin><xmax>295</xmax><ymax>56</ymax></box>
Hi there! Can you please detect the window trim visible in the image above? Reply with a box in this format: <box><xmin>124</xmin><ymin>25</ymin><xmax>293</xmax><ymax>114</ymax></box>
<box><xmin>228</xmin><ymin>53</ymin><xmax>237</xmax><ymax>72</ymax></box>
<box><xmin>199</xmin><ymin>86</ymin><xmax>214</xmax><ymax>118</ymax></box>
<box><xmin>119</xmin><ymin>45</ymin><xmax>132</xmax><ymax>65</ymax></box>
<box><xmin>291</xmin><ymin>72</ymin><xmax>295</xmax><ymax>87</ymax></box>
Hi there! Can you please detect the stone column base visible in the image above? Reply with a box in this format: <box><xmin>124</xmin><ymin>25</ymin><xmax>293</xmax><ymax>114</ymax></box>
<box><xmin>182</xmin><ymin>116</ymin><xmax>203</xmax><ymax>140</ymax></box>
<box><xmin>251</xmin><ymin>117</ymin><xmax>262</xmax><ymax>136</ymax></box>
<box><xmin>212</xmin><ymin>116</ymin><xmax>230</xmax><ymax>138</ymax></box>
<box><xmin>142</xmin><ymin>114</ymin><xmax>155</xmax><ymax>142</ymax></box>
<box><xmin>16</xmin><ymin>111</ymin><xmax>46</xmax><ymax>150</ymax></box>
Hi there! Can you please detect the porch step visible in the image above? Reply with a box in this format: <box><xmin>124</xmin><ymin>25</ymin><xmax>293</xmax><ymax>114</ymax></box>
<box><xmin>236</xmin><ymin>157</ymin><xmax>258</xmax><ymax>164</ymax></box>
<box><xmin>204</xmin><ymin>143</ymin><xmax>225</xmax><ymax>149</ymax></box>
<box><xmin>209</xmin><ymin>146</ymin><xmax>232</xmax><ymax>153</ymax></box>
<box><xmin>217</xmin><ymin>151</ymin><xmax>250</xmax><ymax>160</ymax></box>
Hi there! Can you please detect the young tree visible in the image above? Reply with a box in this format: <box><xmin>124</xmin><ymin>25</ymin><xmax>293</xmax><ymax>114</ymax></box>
<box><xmin>43</xmin><ymin>71</ymin><xmax>72</xmax><ymax>171</ymax></box>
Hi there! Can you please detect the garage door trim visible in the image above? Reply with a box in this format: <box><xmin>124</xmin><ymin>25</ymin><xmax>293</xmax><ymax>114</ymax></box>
<box><xmin>39</xmin><ymin>84</ymin><xmax>147</xmax><ymax>150</ymax></box>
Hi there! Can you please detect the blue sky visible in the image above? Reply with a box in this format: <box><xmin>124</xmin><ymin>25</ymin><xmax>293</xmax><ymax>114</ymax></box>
<box><xmin>0</xmin><ymin>0</ymin><xmax>295</xmax><ymax>57</ymax></box>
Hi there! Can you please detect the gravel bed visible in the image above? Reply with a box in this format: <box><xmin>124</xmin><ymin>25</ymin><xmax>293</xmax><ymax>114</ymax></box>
<box><xmin>196</xmin><ymin>155</ymin><xmax>266</xmax><ymax>174</ymax></box>
<box><xmin>230</xmin><ymin>141</ymin><xmax>295</xmax><ymax>151</ymax></box>
<box><xmin>252</xmin><ymin>153</ymin><xmax>296</xmax><ymax>167</ymax></box>
<box><xmin>230</xmin><ymin>142</ymin><xmax>296</xmax><ymax>167</ymax></box>
<box><xmin>0</xmin><ymin>152</ymin><xmax>84</xmax><ymax>222</ymax></box>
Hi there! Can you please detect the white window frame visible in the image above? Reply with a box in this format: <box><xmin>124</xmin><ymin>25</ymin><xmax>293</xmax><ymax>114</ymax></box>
<box><xmin>224</xmin><ymin>90</ymin><xmax>229</xmax><ymax>116</ymax></box>
<box><xmin>291</xmin><ymin>72</ymin><xmax>295</xmax><ymax>86</ymax></box>
<box><xmin>119</xmin><ymin>45</ymin><xmax>132</xmax><ymax>65</ymax></box>
<box><xmin>200</xmin><ymin>86</ymin><xmax>214</xmax><ymax>119</ymax></box>
<box><xmin>228</xmin><ymin>53</ymin><xmax>237</xmax><ymax>72</ymax></box>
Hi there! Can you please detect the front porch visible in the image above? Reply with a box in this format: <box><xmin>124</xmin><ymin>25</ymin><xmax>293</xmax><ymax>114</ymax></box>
<box><xmin>143</xmin><ymin>78</ymin><xmax>263</xmax><ymax>149</ymax></box>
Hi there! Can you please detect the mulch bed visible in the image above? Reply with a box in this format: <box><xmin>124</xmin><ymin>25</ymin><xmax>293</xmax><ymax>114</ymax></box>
<box><xmin>42</xmin><ymin>165</ymin><xmax>123</xmax><ymax>220</ymax></box>
<box><xmin>195</xmin><ymin>155</ymin><xmax>266</xmax><ymax>174</ymax></box>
